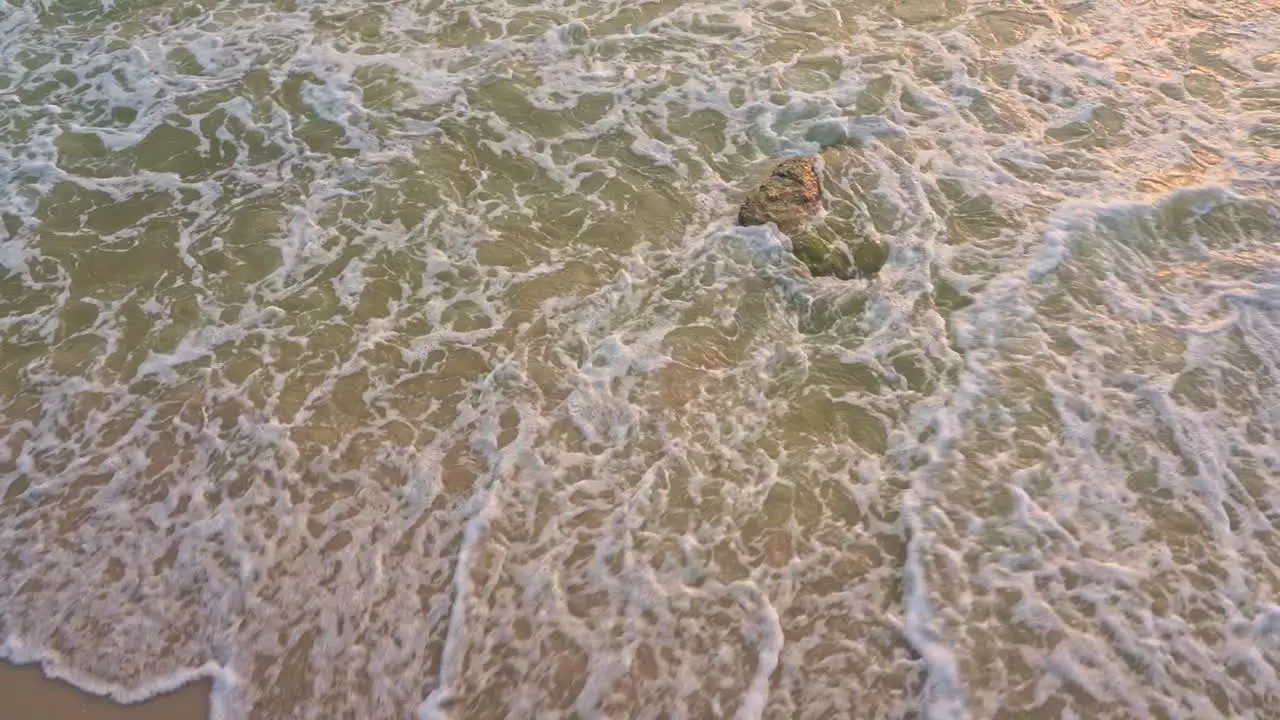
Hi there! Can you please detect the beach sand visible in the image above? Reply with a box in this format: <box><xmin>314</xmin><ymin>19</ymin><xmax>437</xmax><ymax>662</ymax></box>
<box><xmin>0</xmin><ymin>662</ymin><xmax>208</xmax><ymax>720</ymax></box>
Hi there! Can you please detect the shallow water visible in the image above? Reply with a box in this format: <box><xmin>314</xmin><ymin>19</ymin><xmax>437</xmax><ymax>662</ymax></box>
<box><xmin>1</xmin><ymin>0</ymin><xmax>1278</xmax><ymax>717</ymax></box>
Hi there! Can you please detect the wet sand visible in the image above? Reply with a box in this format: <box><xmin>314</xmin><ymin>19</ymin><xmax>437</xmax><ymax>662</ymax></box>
<box><xmin>0</xmin><ymin>662</ymin><xmax>208</xmax><ymax>720</ymax></box>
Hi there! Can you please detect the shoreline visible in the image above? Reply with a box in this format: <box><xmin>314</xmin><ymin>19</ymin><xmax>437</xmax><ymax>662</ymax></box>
<box><xmin>0</xmin><ymin>661</ymin><xmax>210</xmax><ymax>720</ymax></box>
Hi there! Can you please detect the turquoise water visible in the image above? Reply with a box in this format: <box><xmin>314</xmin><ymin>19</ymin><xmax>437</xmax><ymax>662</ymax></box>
<box><xmin>1</xmin><ymin>0</ymin><xmax>1279</xmax><ymax>717</ymax></box>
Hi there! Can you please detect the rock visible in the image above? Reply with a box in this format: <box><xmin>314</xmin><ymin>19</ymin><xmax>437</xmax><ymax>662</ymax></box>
<box><xmin>737</xmin><ymin>156</ymin><xmax>823</xmax><ymax>236</ymax></box>
<box><xmin>738</xmin><ymin>153</ymin><xmax>886</xmax><ymax>279</ymax></box>
<box><xmin>852</xmin><ymin>238</ymin><xmax>889</xmax><ymax>276</ymax></box>
<box><xmin>787</xmin><ymin>234</ymin><xmax>888</xmax><ymax>281</ymax></box>
<box><xmin>791</xmin><ymin>231</ymin><xmax>856</xmax><ymax>280</ymax></box>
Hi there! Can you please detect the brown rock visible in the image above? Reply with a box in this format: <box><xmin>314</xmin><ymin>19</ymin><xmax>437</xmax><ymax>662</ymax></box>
<box><xmin>738</xmin><ymin>153</ymin><xmax>887</xmax><ymax>279</ymax></box>
<box><xmin>737</xmin><ymin>156</ymin><xmax>823</xmax><ymax>235</ymax></box>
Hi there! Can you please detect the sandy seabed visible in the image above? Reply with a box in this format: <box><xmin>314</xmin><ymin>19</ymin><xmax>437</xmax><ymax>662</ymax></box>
<box><xmin>0</xmin><ymin>662</ymin><xmax>209</xmax><ymax>720</ymax></box>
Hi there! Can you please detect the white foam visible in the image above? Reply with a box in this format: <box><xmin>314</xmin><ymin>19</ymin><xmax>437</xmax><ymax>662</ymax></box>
<box><xmin>417</xmin><ymin>480</ymin><xmax>502</xmax><ymax>720</ymax></box>
<box><xmin>729</xmin><ymin>581</ymin><xmax>784</xmax><ymax>720</ymax></box>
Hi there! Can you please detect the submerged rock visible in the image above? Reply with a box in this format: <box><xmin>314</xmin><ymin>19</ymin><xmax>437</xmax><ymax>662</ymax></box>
<box><xmin>738</xmin><ymin>152</ymin><xmax>886</xmax><ymax>279</ymax></box>
<box><xmin>789</xmin><ymin>232</ymin><xmax>888</xmax><ymax>280</ymax></box>
<box><xmin>789</xmin><ymin>231</ymin><xmax>853</xmax><ymax>279</ymax></box>
<box><xmin>852</xmin><ymin>237</ymin><xmax>889</xmax><ymax>276</ymax></box>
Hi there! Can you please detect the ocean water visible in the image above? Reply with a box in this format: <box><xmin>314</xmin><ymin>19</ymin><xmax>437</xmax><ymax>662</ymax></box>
<box><xmin>1</xmin><ymin>0</ymin><xmax>1278</xmax><ymax>717</ymax></box>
